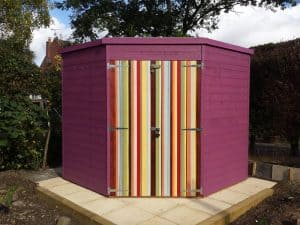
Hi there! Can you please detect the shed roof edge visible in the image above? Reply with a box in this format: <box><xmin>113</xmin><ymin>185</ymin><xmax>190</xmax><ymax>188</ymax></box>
<box><xmin>61</xmin><ymin>37</ymin><xmax>253</xmax><ymax>55</ymax></box>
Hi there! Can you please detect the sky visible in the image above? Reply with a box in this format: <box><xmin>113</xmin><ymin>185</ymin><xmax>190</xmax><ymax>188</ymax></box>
<box><xmin>30</xmin><ymin>4</ymin><xmax>300</xmax><ymax>65</ymax></box>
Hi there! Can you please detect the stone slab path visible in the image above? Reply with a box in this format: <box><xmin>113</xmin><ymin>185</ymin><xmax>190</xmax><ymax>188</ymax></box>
<box><xmin>37</xmin><ymin>177</ymin><xmax>276</xmax><ymax>225</ymax></box>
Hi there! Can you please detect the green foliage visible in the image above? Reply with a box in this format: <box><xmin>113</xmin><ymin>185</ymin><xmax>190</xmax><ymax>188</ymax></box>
<box><xmin>0</xmin><ymin>96</ymin><xmax>48</xmax><ymax>170</ymax></box>
<box><xmin>0</xmin><ymin>0</ymin><xmax>52</xmax><ymax>169</ymax></box>
<box><xmin>0</xmin><ymin>39</ymin><xmax>43</xmax><ymax>97</ymax></box>
<box><xmin>250</xmin><ymin>38</ymin><xmax>300</xmax><ymax>156</ymax></box>
<box><xmin>0</xmin><ymin>39</ymin><xmax>50</xmax><ymax>170</ymax></box>
<box><xmin>0</xmin><ymin>186</ymin><xmax>17</xmax><ymax>208</ymax></box>
<box><xmin>42</xmin><ymin>66</ymin><xmax>62</xmax><ymax>167</ymax></box>
<box><xmin>0</xmin><ymin>0</ymin><xmax>50</xmax><ymax>46</ymax></box>
<box><xmin>257</xmin><ymin>218</ymin><xmax>269</xmax><ymax>225</ymax></box>
<box><xmin>56</xmin><ymin>0</ymin><xmax>297</xmax><ymax>40</ymax></box>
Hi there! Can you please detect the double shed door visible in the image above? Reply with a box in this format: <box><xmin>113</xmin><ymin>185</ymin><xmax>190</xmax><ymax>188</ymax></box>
<box><xmin>109</xmin><ymin>60</ymin><xmax>201</xmax><ymax>197</ymax></box>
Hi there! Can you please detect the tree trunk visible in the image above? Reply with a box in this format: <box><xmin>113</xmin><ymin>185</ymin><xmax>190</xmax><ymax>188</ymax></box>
<box><xmin>166</xmin><ymin>0</ymin><xmax>173</xmax><ymax>36</ymax></box>
<box><xmin>42</xmin><ymin>125</ymin><xmax>51</xmax><ymax>169</ymax></box>
<box><xmin>290</xmin><ymin>136</ymin><xmax>299</xmax><ymax>157</ymax></box>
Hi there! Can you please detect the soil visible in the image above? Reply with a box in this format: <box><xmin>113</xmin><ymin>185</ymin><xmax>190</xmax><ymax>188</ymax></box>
<box><xmin>231</xmin><ymin>182</ymin><xmax>300</xmax><ymax>225</ymax></box>
<box><xmin>0</xmin><ymin>170</ymin><xmax>83</xmax><ymax>225</ymax></box>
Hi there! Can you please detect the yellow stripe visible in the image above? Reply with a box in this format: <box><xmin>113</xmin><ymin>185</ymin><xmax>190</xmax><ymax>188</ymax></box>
<box><xmin>180</xmin><ymin>61</ymin><xmax>187</xmax><ymax>197</ymax></box>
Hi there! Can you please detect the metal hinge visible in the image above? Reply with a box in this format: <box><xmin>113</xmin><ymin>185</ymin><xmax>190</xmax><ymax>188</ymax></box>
<box><xmin>181</xmin><ymin>188</ymin><xmax>203</xmax><ymax>194</ymax></box>
<box><xmin>150</xmin><ymin>64</ymin><xmax>161</xmax><ymax>70</ymax></box>
<box><xmin>108</xmin><ymin>187</ymin><xmax>129</xmax><ymax>195</ymax></box>
<box><xmin>181</xmin><ymin>128</ymin><xmax>203</xmax><ymax>132</ymax></box>
<box><xmin>108</xmin><ymin>187</ymin><xmax>117</xmax><ymax>194</ymax></box>
<box><xmin>107</xmin><ymin>63</ymin><xmax>129</xmax><ymax>70</ymax></box>
<box><xmin>151</xmin><ymin>127</ymin><xmax>160</xmax><ymax>131</ymax></box>
<box><xmin>182</xmin><ymin>62</ymin><xmax>204</xmax><ymax>69</ymax></box>
<box><xmin>109</xmin><ymin>127</ymin><xmax>128</xmax><ymax>131</ymax></box>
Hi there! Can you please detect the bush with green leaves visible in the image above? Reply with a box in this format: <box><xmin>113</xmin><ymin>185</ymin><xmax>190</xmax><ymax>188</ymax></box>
<box><xmin>0</xmin><ymin>96</ymin><xmax>48</xmax><ymax>170</ymax></box>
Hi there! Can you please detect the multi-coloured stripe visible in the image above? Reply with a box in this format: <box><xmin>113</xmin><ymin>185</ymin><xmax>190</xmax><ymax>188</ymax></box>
<box><xmin>109</xmin><ymin>60</ymin><xmax>200</xmax><ymax>197</ymax></box>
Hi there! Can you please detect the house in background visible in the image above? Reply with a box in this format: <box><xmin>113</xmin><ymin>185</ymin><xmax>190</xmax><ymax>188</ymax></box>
<box><xmin>40</xmin><ymin>37</ymin><xmax>64</xmax><ymax>71</ymax></box>
<box><xmin>30</xmin><ymin>37</ymin><xmax>64</xmax><ymax>108</ymax></box>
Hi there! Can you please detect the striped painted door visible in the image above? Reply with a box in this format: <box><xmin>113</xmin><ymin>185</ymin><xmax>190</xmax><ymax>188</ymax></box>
<box><xmin>108</xmin><ymin>60</ymin><xmax>201</xmax><ymax>197</ymax></box>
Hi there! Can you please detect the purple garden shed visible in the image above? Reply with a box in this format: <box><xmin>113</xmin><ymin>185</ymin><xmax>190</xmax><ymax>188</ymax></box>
<box><xmin>61</xmin><ymin>37</ymin><xmax>253</xmax><ymax>197</ymax></box>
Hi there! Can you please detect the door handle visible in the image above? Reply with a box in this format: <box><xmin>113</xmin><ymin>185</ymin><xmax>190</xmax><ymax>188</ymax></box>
<box><xmin>181</xmin><ymin>128</ymin><xmax>202</xmax><ymax>132</ymax></box>
<box><xmin>110</xmin><ymin>127</ymin><xmax>128</xmax><ymax>131</ymax></box>
<box><xmin>151</xmin><ymin>127</ymin><xmax>160</xmax><ymax>137</ymax></box>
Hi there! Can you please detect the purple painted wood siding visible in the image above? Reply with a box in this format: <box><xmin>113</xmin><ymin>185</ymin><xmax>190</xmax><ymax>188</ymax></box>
<box><xmin>200</xmin><ymin>45</ymin><xmax>250</xmax><ymax>196</ymax></box>
<box><xmin>62</xmin><ymin>46</ymin><xmax>108</xmax><ymax>195</ymax></box>
<box><xmin>106</xmin><ymin>44</ymin><xmax>202</xmax><ymax>60</ymax></box>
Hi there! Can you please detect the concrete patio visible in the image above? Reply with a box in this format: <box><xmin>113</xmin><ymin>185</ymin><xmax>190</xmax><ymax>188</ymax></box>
<box><xmin>37</xmin><ymin>177</ymin><xmax>276</xmax><ymax>225</ymax></box>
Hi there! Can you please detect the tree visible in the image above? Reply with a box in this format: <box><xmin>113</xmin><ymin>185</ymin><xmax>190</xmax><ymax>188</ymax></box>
<box><xmin>0</xmin><ymin>39</ymin><xmax>43</xmax><ymax>97</ymax></box>
<box><xmin>250</xmin><ymin>39</ymin><xmax>300</xmax><ymax>156</ymax></box>
<box><xmin>0</xmin><ymin>0</ymin><xmax>50</xmax><ymax>46</ymax></box>
<box><xmin>0</xmin><ymin>39</ymin><xmax>49</xmax><ymax>170</ymax></box>
<box><xmin>0</xmin><ymin>1</ymin><xmax>51</xmax><ymax>170</ymax></box>
<box><xmin>56</xmin><ymin>0</ymin><xmax>297</xmax><ymax>41</ymax></box>
<box><xmin>41</xmin><ymin>57</ymin><xmax>63</xmax><ymax>167</ymax></box>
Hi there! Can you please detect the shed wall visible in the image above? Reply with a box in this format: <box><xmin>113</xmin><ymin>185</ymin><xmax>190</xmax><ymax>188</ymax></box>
<box><xmin>201</xmin><ymin>45</ymin><xmax>250</xmax><ymax>195</ymax></box>
<box><xmin>106</xmin><ymin>45</ymin><xmax>202</xmax><ymax>60</ymax></box>
<box><xmin>62</xmin><ymin>46</ymin><xmax>108</xmax><ymax>195</ymax></box>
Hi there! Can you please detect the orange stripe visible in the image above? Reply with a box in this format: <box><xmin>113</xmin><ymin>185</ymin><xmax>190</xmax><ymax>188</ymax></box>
<box><xmin>137</xmin><ymin>61</ymin><xmax>141</xmax><ymax>196</ymax></box>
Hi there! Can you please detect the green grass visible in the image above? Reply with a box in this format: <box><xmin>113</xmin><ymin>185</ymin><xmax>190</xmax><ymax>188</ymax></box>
<box><xmin>0</xmin><ymin>186</ymin><xmax>17</xmax><ymax>207</ymax></box>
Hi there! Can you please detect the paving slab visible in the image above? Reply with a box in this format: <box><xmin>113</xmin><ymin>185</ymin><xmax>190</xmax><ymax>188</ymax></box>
<box><xmin>184</xmin><ymin>198</ymin><xmax>232</xmax><ymax>215</ymax></box>
<box><xmin>139</xmin><ymin>216</ymin><xmax>176</xmax><ymax>225</ymax></box>
<box><xmin>103</xmin><ymin>206</ymin><xmax>154</xmax><ymax>225</ymax></box>
<box><xmin>63</xmin><ymin>189</ymin><xmax>103</xmax><ymax>204</ymax></box>
<box><xmin>51</xmin><ymin>183</ymin><xmax>88</xmax><ymax>196</ymax></box>
<box><xmin>160</xmin><ymin>205</ymin><xmax>211</xmax><ymax>225</ymax></box>
<box><xmin>130</xmin><ymin>198</ymin><xmax>178</xmax><ymax>215</ymax></box>
<box><xmin>37</xmin><ymin>177</ymin><xmax>276</xmax><ymax>225</ymax></box>
<box><xmin>84</xmin><ymin>198</ymin><xmax>127</xmax><ymax>215</ymax></box>
<box><xmin>208</xmin><ymin>189</ymin><xmax>249</xmax><ymax>205</ymax></box>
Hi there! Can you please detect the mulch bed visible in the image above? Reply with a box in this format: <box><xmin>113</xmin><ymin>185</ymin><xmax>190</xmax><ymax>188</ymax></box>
<box><xmin>0</xmin><ymin>170</ymin><xmax>83</xmax><ymax>225</ymax></box>
<box><xmin>231</xmin><ymin>182</ymin><xmax>300</xmax><ymax>225</ymax></box>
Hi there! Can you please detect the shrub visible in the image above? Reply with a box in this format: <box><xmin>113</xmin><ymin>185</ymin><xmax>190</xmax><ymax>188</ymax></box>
<box><xmin>0</xmin><ymin>96</ymin><xmax>48</xmax><ymax>170</ymax></box>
